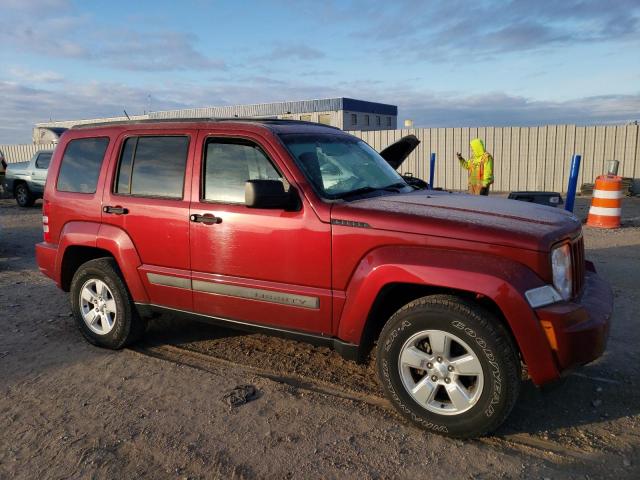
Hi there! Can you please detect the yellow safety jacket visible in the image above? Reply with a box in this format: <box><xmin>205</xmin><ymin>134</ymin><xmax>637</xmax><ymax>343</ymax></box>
<box><xmin>459</xmin><ymin>138</ymin><xmax>494</xmax><ymax>188</ymax></box>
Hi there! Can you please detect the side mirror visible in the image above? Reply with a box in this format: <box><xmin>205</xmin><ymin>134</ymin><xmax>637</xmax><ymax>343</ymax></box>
<box><xmin>245</xmin><ymin>180</ymin><xmax>291</xmax><ymax>209</ymax></box>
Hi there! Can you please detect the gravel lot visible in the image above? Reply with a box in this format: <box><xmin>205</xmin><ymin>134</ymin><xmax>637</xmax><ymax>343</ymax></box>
<box><xmin>1</xmin><ymin>196</ymin><xmax>639</xmax><ymax>479</ymax></box>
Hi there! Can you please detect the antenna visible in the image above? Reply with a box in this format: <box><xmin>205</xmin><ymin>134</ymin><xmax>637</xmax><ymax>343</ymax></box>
<box><xmin>123</xmin><ymin>109</ymin><xmax>131</xmax><ymax>120</ymax></box>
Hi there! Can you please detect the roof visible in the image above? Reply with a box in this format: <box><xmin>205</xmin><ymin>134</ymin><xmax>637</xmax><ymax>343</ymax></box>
<box><xmin>150</xmin><ymin>97</ymin><xmax>398</xmax><ymax>120</ymax></box>
<box><xmin>36</xmin><ymin>98</ymin><xmax>398</xmax><ymax>130</ymax></box>
<box><xmin>71</xmin><ymin>118</ymin><xmax>346</xmax><ymax>134</ymax></box>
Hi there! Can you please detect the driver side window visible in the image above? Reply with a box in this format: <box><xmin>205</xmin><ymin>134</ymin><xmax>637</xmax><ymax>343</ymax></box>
<box><xmin>203</xmin><ymin>138</ymin><xmax>283</xmax><ymax>204</ymax></box>
<box><xmin>36</xmin><ymin>152</ymin><xmax>52</xmax><ymax>169</ymax></box>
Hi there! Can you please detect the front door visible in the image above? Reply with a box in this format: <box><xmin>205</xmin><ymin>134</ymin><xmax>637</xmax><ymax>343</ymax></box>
<box><xmin>189</xmin><ymin>130</ymin><xmax>332</xmax><ymax>334</ymax></box>
<box><xmin>101</xmin><ymin>130</ymin><xmax>196</xmax><ymax>311</ymax></box>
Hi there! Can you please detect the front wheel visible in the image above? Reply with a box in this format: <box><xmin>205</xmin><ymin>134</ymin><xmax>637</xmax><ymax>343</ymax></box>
<box><xmin>376</xmin><ymin>295</ymin><xmax>521</xmax><ymax>438</ymax></box>
<box><xmin>15</xmin><ymin>183</ymin><xmax>34</xmax><ymax>207</ymax></box>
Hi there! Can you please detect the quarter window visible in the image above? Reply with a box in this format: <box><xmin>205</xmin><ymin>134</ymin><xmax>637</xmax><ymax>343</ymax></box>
<box><xmin>115</xmin><ymin>136</ymin><xmax>189</xmax><ymax>198</ymax></box>
<box><xmin>36</xmin><ymin>152</ymin><xmax>52</xmax><ymax>169</ymax></box>
<box><xmin>203</xmin><ymin>139</ymin><xmax>282</xmax><ymax>204</ymax></box>
<box><xmin>57</xmin><ymin>138</ymin><xmax>109</xmax><ymax>193</ymax></box>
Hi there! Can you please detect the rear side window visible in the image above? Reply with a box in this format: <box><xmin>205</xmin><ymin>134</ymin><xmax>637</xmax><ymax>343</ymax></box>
<box><xmin>203</xmin><ymin>138</ymin><xmax>282</xmax><ymax>203</ymax></box>
<box><xmin>115</xmin><ymin>136</ymin><xmax>189</xmax><ymax>199</ymax></box>
<box><xmin>35</xmin><ymin>152</ymin><xmax>52</xmax><ymax>169</ymax></box>
<box><xmin>57</xmin><ymin>138</ymin><xmax>109</xmax><ymax>193</ymax></box>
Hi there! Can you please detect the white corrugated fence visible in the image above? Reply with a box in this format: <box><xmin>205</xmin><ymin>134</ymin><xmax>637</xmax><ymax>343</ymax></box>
<box><xmin>351</xmin><ymin>124</ymin><xmax>639</xmax><ymax>193</ymax></box>
<box><xmin>2</xmin><ymin>123</ymin><xmax>638</xmax><ymax>193</ymax></box>
<box><xmin>1</xmin><ymin>143</ymin><xmax>57</xmax><ymax>164</ymax></box>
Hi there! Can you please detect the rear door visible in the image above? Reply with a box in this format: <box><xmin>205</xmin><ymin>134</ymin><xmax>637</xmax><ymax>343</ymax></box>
<box><xmin>188</xmin><ymin>129</ymin><xmax>332</xmax><ymax>334</ymax></box>
<box><xmin>101</xmin><ymin>130</ymin><xmax>196</xmax><ymax>311</ymax></box>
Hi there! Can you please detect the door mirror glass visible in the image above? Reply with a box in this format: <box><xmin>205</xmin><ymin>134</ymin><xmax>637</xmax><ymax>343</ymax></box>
<box><xmin>245</xmin><ymin>180</ymin><xmax>290</xmax><ymax>209</ymax></box>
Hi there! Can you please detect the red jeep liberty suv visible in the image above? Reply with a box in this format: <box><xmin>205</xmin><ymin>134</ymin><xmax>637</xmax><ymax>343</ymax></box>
<box><xmin>36</xmin><ymin>119</ymin><xmax>612</xmax><ymax>438</ymax></box>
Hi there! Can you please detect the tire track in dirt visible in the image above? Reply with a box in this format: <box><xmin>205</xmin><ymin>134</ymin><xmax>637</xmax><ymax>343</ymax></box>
<box><xmin>131</xmin><ymin>341</ymin><xmax>595</xmax><ymax>462</ymax></box>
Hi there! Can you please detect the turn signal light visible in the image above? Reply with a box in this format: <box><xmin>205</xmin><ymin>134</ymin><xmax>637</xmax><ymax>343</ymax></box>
<box><xmin>539</xmin><ymin>320</ymin><xmax>559</xmax><ymax>351</ymax></box>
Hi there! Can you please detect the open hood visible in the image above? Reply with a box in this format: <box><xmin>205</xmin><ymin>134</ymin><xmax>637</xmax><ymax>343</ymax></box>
<box><xmin>378</xmin><ymin>134</ymin><xmax>420</xmax><ymax>170</ymax></box>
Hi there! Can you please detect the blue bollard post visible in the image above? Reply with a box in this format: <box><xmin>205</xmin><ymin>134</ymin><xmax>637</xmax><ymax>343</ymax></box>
<box><xmin>565</xmin><ymin>154</ymin><xmax>582</xmax><ymax>212</ymax></box>
<box><xmin>429</xmin><ymin>153</ymin><xmax>436</xmax><ymax>189</ymax></box>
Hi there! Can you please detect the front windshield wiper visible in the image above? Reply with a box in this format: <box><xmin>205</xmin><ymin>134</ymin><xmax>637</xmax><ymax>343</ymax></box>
<box><xmin>381</xmin><ymin>182</ymin><xmax>408</xmax><ymax>191</ymax></box>
<box><xmin>338</xmin><ymin>182</ymin><xmax>408</xmax><ymax>200</ymax></box>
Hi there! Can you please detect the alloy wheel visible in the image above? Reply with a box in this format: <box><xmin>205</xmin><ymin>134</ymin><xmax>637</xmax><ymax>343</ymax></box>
<box><xmin>398</xmin><ymin>329</ymin><xmax>484</xmax><ymax>415</ymax></box>
<box><xmin>79</xmin><ymin>278</ymin><xmax>117</xmax><ymax>335</ymax></box>
<box><xmin>16</xmin><ymin>186</ymin><xmax>27</xmax><ymax>204</ymax></box>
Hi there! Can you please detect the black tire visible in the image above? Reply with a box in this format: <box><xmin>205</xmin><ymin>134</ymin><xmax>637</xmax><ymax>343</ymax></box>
<box><xmin>376</xmin><ymin>294</ymin><xmax>521</xmax><ymax>438</ymax></box>
<box><xmin>15</xmin><ymin>183</ymin><xmax>35</xmax><ymax>207</ymax></box>
<box><xmin>69</xmin><ymin>258</ymin><xmax>145</xmax><ymax>349</ymax></box>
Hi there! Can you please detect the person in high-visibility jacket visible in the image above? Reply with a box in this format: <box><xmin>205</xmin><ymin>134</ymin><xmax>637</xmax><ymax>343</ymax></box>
<box><xmin>457</xmin><ymin>138</ymin><xmax>494</xmax><ymax>195</ymax></box>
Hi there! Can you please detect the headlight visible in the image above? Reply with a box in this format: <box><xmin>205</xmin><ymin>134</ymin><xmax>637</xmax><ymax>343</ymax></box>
<box><xmin>551</xmin><ymin>243</ymin><xmax>572</xmax><ymax>300</ymax></box>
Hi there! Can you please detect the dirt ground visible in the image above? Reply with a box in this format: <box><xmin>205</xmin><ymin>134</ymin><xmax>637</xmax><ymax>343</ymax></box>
<box><xmin>1</xmin><ymin>195</ymin><xmax>639</xmax><ymax>479</ymax></box>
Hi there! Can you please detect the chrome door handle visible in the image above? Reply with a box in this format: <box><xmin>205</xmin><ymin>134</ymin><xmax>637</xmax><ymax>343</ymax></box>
<box><xmin>190</xmin><ymin>213</ymin><xmax>222</xmax><ymax>225</ymax></box>
<box><xmin>103</xmin><ymin>205</ymin><xmax>129</xmax><ymax>215</ymax></box>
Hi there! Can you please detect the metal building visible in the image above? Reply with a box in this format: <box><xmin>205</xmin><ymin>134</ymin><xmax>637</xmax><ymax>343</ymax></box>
<box><xmin>33</xmin><ymin>97</ymin><xmax>398</xmax><ymax>144</ymax></box>
<box><xmin>32</xmin><ymin>114</ymin><xmax>148</xmax><ymax>144</ymax></box>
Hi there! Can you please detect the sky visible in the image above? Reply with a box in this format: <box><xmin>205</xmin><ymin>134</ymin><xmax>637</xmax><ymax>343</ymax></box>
<box><xmin>0</xmin><ymin>0</ymin><xmax>639</xmax><ymax>143</ymax></box>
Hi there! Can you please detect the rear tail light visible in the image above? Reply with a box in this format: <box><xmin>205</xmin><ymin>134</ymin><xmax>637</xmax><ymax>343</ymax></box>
<box><xmin>43</xmin><ymin>199</ymin><xmax>51</xmax><ymax>243</ymax></box>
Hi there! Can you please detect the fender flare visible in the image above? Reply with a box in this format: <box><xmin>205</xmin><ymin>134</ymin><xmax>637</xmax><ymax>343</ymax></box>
<box><xmin>56</xmin><ymin>222</ymin><xmax>149</xmax><ymax>303</ymax></box>
<box><xmin>55</xmin><ymin>221</ymin><xmax>101</xmax><ymax>284</ymax></box>
<box><xmin>338</xmin><ymin>245</ymin><xmax>559</xmax><ymax>385</ymax></box>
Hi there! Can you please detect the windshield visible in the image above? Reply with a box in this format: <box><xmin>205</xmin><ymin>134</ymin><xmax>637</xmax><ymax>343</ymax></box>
<box><xmin>279</xmin><ymin>133</ymin><xmax>410</xmax><ymax>200</ymax></box>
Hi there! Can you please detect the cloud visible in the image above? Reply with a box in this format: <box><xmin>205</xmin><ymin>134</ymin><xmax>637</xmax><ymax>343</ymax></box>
<box><xmin>1</xmin><ymin>0</ymin><xmax>69</xmax><ymax>10</ymax></box>
<box><xmin>8</xmin><ymin>67</ymin><xmax>65</xmax><ymax>84</ymax></box>
<box><xmin>97</xmin><ymin>31</ymin><xmax>226</xmax><ymax>71</ymax></box>
<box><xmin>0</xmin><ymin>80</ymin><xmax>178</xmax><ymax>143</ymax></box>
<box><xmin>1</xmin><ymin>5</ymin><xmax>225</xmax><ymax>72</ymax></box>
<box><xmin>337</xmin><ymin>0</ymin><xmax>640</xmax><ymax>60</ymax></box>
<box><xmin>264</xmin><ymin>45</ymin><xmax>325</xmax><ymax>61</ymax></box>
<box><xmin>8</xmin><ymin>14</ymin><xmax>92</xmax><ymax>59</ymax></box>
<box><xmin>0</xmin><ymin>1</ymin><xmax>637</xmax><ymax>143</ymax></box>
<box><xmin>396</xmin><ymin>91</ymin><xmax>640</xmax><ymax>127</ymax></box>
<box><xmin>245</xmin><ymin>44</ymin><xmax>326</xmax><ymax>71</ymax></box>
<box><xmin>1</xmin><ymin>76</ymin><xmax>638</xmax><ymax>144</ymax></box>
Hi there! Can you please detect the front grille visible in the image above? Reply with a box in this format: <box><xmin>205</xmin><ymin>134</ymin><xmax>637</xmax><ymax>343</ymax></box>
<box><xmin>571</xmin><ymin>235</ymin><xmax>585</xmax><ymax>297</ymax></box>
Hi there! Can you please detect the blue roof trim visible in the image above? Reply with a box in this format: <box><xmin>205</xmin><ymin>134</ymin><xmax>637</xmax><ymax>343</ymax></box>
<box><xmin>341</xmin><ymin>98</ymin><xmax>398</xmax><ymax>116</ymax></box>
<box><xmin>150</xmin><ymin>97</ymin><xmax>397</xmax><ymax>119</ymax></box>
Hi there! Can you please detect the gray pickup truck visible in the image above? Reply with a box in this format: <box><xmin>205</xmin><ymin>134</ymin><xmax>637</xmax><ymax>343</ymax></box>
<box><xmin>3</xmin><ymin>149</ymin><xmax>54</xmax><ymax>207</ymax></box>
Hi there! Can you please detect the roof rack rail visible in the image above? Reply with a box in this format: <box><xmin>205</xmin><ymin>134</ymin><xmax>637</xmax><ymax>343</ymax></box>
<box><xmin>71</xmin><ymin>117</ymin><xmax>342</xmax><ymax>130</ymax></box>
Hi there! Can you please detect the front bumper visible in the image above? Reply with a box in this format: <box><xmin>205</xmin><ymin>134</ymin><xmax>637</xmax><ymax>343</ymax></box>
<box><xmin>534</xmin><ymin>268</ymin><xmax>612</xmax><ymax>373</ymax></box>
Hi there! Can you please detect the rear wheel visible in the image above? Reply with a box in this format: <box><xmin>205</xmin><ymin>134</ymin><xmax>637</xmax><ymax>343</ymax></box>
<box><xmin>70</xmin><ymin>258</ymin><xmax>145</xmax><ymax>349</ymax></box>
<box><xmin>15</xmin><ymin>183</ymin><xmax>34</xmax><ymax>207</ymax></box>
<box><xmin>376</xmin><ymin>294</ymin><xmax>521</xmax><ymax>438</ymax></box>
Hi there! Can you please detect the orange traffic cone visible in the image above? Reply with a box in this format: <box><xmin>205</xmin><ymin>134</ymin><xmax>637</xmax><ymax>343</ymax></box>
<box><xmin>587</xmin><ymin>175</ymin><xmax>622</xmax><ymax>228</ymax></box>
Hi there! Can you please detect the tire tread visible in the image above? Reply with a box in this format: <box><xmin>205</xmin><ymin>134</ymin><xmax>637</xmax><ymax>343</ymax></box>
<box><xmin>377</xmin><ymin>294</ymin><xmax>521</xmax><ymax>438</ymax></box>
